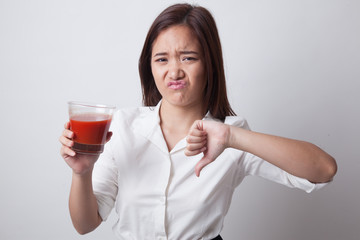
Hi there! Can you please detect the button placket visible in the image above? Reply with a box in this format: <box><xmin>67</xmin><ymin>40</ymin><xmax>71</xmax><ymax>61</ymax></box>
<box><xmin>154</xmin><ymin>152</ymin><xmax>172</xmax><ymax>239</ymax></box>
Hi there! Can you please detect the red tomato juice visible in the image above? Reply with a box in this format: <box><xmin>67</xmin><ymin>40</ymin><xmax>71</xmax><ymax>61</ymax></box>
<box><xmin>70</xmin><ymin>113</ymin><xmax>112</xmax><ymax>154</ymax></box>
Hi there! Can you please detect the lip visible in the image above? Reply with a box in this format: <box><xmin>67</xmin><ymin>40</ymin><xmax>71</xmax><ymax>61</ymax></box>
<box><xmin>167</xmin><ymin>80</ymin><xmax>187</xmax><ymax>90</ymax></box>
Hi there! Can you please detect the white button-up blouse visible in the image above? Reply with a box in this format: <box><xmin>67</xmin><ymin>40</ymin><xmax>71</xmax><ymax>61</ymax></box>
<box><xmin>92</xmin><ymin>102</ymin><xmax>327</xmax><ymax>240</ymax></box>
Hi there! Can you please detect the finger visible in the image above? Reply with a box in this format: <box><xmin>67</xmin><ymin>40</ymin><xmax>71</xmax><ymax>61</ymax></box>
<box><xmin>64</xmin><ymin>121</ymin><xmax>71</xmax><ymax>130</ymax></box>
<box><xmin>194</xmin><ymin>119</ymin><xmax>204</xmax><ymax>131</ymax></box>
<box><xmin>62</xmin><ymin>128</ymin><xmax>74</xmax><ymax>139</ymax></box>
<box><xmin>186</xmin><ymin>141</ymin><xmax>206</xmax><ymax>152</ymax></box>
<box><xmin>186</xmin><ymin>134</ymin><xmax>206</xmax><ymax>144</ymax></box>
<box><xmin>188</xmin><ymin>124</ymin><xmax>206</xmax><ymax>137</ymax></box>
<box><xmin>195</xmin><ymin>156</ymin><xmax>213</xmax><ymax>177</ymax></box>
<box><xmin>189</xmin><ymin>120</ymin><xmax>205</xmax><ymax>133</ymax></box>
<box><xmin>60</xmin><ymin>145</ymin><xmax>76</xmax><ymax>158</ymax></box>
<box><xmin>184</xmin><ymin>147</ymin><xmax>206</xmax><ymax>156</ymax></box>
<box><xmin>188</xmin><ymin>129</ymin><xmax>206</xmax><ymax>138</ymax></box>
<box><xmin>59</xmin><ymin>135</ymin><xmax>74</xmax><ymax>148</ymax></box>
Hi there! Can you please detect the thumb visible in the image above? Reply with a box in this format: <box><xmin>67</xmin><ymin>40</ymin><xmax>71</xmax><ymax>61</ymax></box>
<box><xmin>194</xmin><ymin>155</ymin><xmax>213</xmax><ymax>177</ymax></box>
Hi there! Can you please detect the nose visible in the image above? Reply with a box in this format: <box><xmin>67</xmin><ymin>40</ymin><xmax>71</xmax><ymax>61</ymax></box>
<box><xmin>168</xmin><ymin>61</ymin><xmax>185</xmax><ymax>80</ymax></box>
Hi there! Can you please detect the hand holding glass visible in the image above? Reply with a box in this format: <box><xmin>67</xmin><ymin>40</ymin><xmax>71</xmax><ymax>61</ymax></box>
<box><xmin>68</xmin><ymin>101</ymin><xmax>115</xmax><ymax>154</ymax></box>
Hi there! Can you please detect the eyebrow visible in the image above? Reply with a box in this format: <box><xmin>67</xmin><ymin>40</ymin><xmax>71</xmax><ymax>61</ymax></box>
<box><xmin>180</xmin><ymin>51</ymin><xmax>199</xmax><ymax>55</ymax></box>
<box><xmin>153</xmin><ymin>51</ymin><xmax>199</xmax><ymax>57</ymax></box>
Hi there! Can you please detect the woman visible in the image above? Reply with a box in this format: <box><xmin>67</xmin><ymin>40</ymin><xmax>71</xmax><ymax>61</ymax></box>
<box><xmin>60</xmin><ymin>3</ymin><xmax>337</xmax><ymax>240</ymax></box>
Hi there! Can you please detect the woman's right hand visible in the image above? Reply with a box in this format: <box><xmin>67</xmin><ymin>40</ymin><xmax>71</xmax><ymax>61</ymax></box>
<box><xmin>59</xmin><ymin>122</ymin><xmax>101</xmax><ymax>176</ymax></box>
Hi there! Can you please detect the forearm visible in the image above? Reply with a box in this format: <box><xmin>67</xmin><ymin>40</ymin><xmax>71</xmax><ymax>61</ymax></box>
<box><xmin>69</xmin><ymin>170</ymin><xmax>102</xmax><ymax>234</ymax></box>
<box><xmin>228</xmin><ymin>126</ymin><xmax>337</xmax><ymax>183</ymax></box>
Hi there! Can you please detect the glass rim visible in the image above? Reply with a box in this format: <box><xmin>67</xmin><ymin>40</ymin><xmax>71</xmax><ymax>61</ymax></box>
<box><xmin>68</xmin><ymin>101</ymin><xmax>116</xmax><ymax>109</ymax></box>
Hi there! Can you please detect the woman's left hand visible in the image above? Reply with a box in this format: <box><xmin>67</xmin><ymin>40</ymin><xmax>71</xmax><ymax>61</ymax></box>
<box><xmin>185</xmin><ymin>120</ymin><xmax>231</xmax><ymax>177</ymax></box>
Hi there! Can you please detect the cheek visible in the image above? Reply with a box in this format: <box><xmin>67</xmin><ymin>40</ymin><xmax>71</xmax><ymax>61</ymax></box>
<box><xmin>151</xmin><ymin>65</ymin><xmax>159</xmax><ymax>83</ymax></box>
<box><xmin>193</xmin><ymin>65</ymin><xmax>207</xmax><ymax>89</ymax></box>
<box><xmin>150</xmin><ymin>62</ymin><xmax>156</xmax><ymax>78</ymax></box>
<box><xmin>151</xmin><ymin>66</ymin><xmax>164</xmax><ymax>92</ymax></box>
<box><xmin>151</xmin><ymin>63</ymin><xmax>163</xmax><ymax>80</ymax></box>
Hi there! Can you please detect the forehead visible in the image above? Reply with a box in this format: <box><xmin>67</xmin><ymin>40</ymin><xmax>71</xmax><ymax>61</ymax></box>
<box><xmin>152</xmin><ymin>25</ymin><xmax>202</xmax><ymax>53</ymax></box>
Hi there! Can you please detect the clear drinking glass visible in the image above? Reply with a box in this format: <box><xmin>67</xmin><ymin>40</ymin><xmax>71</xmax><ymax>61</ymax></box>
<box><xmin>68</xmin><ymin>101</ymin><xmax>115</xmax><ymax>154</ymax></box>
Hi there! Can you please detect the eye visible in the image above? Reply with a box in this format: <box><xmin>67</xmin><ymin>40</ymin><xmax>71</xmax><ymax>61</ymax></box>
<box><xmin>154</xmin><ymin>58</ymin><xmax>167</xmax><ymax>63</ymax></box>
<box><xmin>182</xmin><ymin>57</ymin><xmax>197</xmax><ymax>62</ymax></box>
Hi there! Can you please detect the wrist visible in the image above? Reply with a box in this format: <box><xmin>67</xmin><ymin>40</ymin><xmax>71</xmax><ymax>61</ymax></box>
<box><xmin>227</xmin><ymin>125</ymin><xmax>247</xmax><ymax>150</ymax></box>
<box><xmin>72</xmin><ymin>166</ymin><xmax>94</xmax><ymax>179</ymax></box>
<box><xmin>226</xmin><ymin>125</ymin><xmax>236</xmax><ymax>148</ymax></box>
<box><xmin>227</xmin><ymin>125</ymin><xmax>235</xmax><ymax>149</ymax></box>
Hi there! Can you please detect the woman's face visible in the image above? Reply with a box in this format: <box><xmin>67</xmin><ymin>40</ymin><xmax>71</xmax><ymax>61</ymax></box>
<box><xmin>151</xmin><ymin>25</ymin><xmax>206</xmax><ymax>110</ymax></box>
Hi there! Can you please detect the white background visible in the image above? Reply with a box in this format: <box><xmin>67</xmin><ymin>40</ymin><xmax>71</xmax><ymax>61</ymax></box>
<box><xmin>0</xmin><ymin>0</ymin><xmax>359</xmax><ymax>239</ymax></box>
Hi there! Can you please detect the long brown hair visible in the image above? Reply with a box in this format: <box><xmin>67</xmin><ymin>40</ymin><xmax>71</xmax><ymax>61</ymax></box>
<box><xmin>139</xmin><ymin>3</ymin><xmax>235</xmax><ymax>121</ymax></box>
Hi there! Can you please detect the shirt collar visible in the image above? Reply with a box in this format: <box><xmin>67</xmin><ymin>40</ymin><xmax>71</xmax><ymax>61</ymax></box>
<box><xmin>131</xmin><ymin>100</ymin><xmax>216</xmax><ymax>154</ymax></box>
<box><xmin>131</xmin><ymin>101</ymin><xmax>169</xmax><ymax>154</ymax></box>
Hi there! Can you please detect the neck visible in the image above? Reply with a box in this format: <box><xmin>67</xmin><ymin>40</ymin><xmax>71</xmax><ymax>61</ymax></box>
<box><xmin>159</xmin><ymin>101</ymin><xmax>205</xmax><ymax>151</ymax></box>
<box><xmin>159</xmin><ymin>101</ymin><xmax>205</xmax><ymax>132</ymax></box>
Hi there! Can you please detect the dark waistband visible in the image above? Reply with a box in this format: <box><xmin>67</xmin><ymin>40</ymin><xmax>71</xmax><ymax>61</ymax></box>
<box><xmin>212</xmin><ymin>235</ymin><xmax>223</xmax><ymax>240</ymax></box>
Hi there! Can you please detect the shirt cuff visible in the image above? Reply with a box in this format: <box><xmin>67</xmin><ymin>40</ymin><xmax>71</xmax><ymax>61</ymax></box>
<box><xmin>288</xmin><ymin>174</ymin><xmax>330</xmax><ymax>193</ymax></box>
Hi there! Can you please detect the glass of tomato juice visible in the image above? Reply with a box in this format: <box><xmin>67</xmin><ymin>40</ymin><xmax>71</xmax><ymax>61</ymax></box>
<box><xmin>68</xmin><ymin>101</ymin><xmax>116</xmax><ymax>155</ymax></box>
